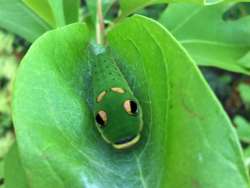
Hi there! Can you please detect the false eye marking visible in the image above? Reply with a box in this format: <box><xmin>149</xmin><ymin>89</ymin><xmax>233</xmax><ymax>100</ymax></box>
<box><xmin>96</xmin><ymin>110</ymin><xmax>107</xmax><ymax>128</ymax></box>
<box><xmin>96</xmin><ymin>91</ymin><xmax>107</xmax><ymax>103</ymax></box>
<box><xmin>111</xmin><ymin>87</ymin><xmax>125</xmax><ymax>94</ymax></box>
<box><xmin>124</xmin><ymin>100</ymin><xmax>138</xmax><ymax>115</ymax></box>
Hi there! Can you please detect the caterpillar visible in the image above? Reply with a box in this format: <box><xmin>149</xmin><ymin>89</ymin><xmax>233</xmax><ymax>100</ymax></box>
<box><xmin>91</xmin><ymin>47</ymin><xmax>143</xmax><ymax>149</ymax></box>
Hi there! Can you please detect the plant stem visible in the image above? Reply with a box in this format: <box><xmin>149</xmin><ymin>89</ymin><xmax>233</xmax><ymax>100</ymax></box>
<box><xmin>96</xmin><ymin>0</ymin><xmax>105</xmax><ymax>45</ymax></box>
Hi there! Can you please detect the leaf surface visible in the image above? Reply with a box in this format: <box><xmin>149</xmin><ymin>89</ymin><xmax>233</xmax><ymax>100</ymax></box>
<box><xmin>23</xmin><ymin>0</ymin><xmax>80</xmax><ymax>27</ymax></box>
<box><xmin>4</xmin><ymin>143</ymin><xmax>29</xmax><ymax>188</ymax></box>
<box><xmin>108</xmin><ymin>15</ymin><xmax>250</xmax><ymax>187</ymax></box>
<box><xmin>118</xmin><ymin>0</ymin><xmax>242</xmax><ymax>19</ymax></box>
<box><xmin>48</xmin><ymin>0</ymin><xmax>80</xmax><ymax>27</ymax></box>
<box><xmin>159</xmin><ymin>3</ymin><xmax>250</xmax><ymax>75</ymax></box>
<box><xmin>22</xmin><ymin>0</ymin><xmax>55</xmax><ymax>27</ymax></box>
<box><xmin>0</xmin><ymin>0</ymin><xmax>50</xmax><ymax>42</ymax></box>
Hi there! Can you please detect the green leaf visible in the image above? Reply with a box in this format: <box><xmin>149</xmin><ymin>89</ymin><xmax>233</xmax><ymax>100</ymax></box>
<box><xmin>119</xmin><ymin>0</ymin><xmax>237</xmax><ymax>19</ymax></box>
<box><xmin>0</xmin><ymin>0</ymin><xmax>51</xmax><ymax>42</ymax></box>
<box><xmin>12</xmin><ymin>15</ymin><xmax>249</xmax><ymax>188</ymax></box>
<box><xmin>119</xmin><ymin>0</ymin><xmax>196</xmax><ymax>19</ymax></box>
<box><xmin>108</xmin><ymin>15</ymin><xmax>249</xmax><ymax>187</ymax></box>
<box><xmin>238</xmin><ymin>83</ymin><xmax>250</xmax><ymax>108</ymax></box>
<box><xmin>4</xmin><ymin>143</ymin><xmax>29</xmax><ymax>188</ymax></box>
<box><xmin>62</xmin><ymin>0</ymin><xmax>80</xmax><ymax>24</ymax></box>
<box><xmin>48</xmin><ymin>0</ymin><xmax>80</xmax><ymax>27</ymax></box>
<box><xmin>244</xmin><ymin>147</ymin><xmax>250</xmax><ymax>169</ymax></box>
<box><xmin>159</xmin><ymin>3</ymin><xmax>250</xmax><ymax>75</ymax></box>
<box><xmin>234</xmin><ymin>116</ymin><xmax>250</xmax><ymax>143</ymax></box>
<box><xmin>13</xmin><ymin>23</ymin><xmax>93</xmax><ymax>188</ymax></box>
<box><xmin>23</xmin><ymin>0</ymin><xmax>80</xmax><ymax>27</ymax></box>
<box><xmin>22</xmin><ymin>0</ymin><xmax>55</xmax><ymax>27</ymax></box>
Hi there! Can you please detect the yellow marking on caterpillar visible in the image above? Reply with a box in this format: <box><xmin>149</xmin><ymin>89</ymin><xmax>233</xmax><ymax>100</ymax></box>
<box><xmin>112</xmin><ymin>134</ymin><xmax>140</xmax><ymax>149</ymax></box>
<box><xmin>111</xmin><ymin>87</ymin><xmax>125</xmax><ymax>94</ymax></box>
<box><xmin>96</xmin><ymin>91</ymin><xmax>107</xmax><ymax>102</ymax></box>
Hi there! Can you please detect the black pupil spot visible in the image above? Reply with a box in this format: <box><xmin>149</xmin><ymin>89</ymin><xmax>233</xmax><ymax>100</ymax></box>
<box><xmin>130</xmin><ymin>101</ymin><xmax>138</xmax><ymax>114</ymax></box>
<box><xmin>96</xmin><ymin>113</ymin><xmax>105</xmax><ymax>128</ymax></box>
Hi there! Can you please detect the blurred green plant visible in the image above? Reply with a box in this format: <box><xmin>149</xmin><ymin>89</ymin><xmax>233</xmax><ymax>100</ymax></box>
<box><xmin>0</xmin><ymin>30</ymin><xmax>17</xmax><ymax>188</ymax></box>
<box><xmin>233</xmin><ymin>81</ymin><xmax>250</xmax><ymax>173</ymax></box>
<box><xmin>159</xmin><ymin>3</ymin><xmax>250</xmax><ymax>75</ymax></box>
<box><xmin>234</xmin><ymin>115</ymin><xmax>250</xmax><ymax>143</ymax></box>
<box><xmin>0</xmin><ymin>31</ymin><xmax>18</xmax><ymax>135</ymax></box>
<box><xmin>244</xmin><ymin>147</ymin><xmax>250</xmax><ymax>171</ymax></box>
<box><xmin>238</xmin><ymin>83</ymin><xmax>250</xmax><ymax>108</ymax></box>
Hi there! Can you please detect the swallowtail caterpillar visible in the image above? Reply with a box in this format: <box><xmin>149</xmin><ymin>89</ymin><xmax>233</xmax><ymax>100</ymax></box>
<box><xmin>91</xmin><ymin>47</ymin><xmax>143</xmax><ymax>149</ymax></box>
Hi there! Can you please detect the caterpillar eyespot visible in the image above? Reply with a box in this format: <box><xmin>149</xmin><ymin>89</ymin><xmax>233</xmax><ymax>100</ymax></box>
<box><xmin>96</xmin><ymin>110</ymin><xmax>107</xmax><ymax>128</ymax></box>
<box><xmin>124</xmin><ymin>100</ymin><xmax>138</xmax><ymax>115</ymax></box>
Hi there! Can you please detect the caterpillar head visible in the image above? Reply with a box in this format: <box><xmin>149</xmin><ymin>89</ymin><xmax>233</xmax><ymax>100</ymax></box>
<box><xmin>95</xmin><ymin>87</ymin><xmax>143</xmax><ymax>149</ymax></box>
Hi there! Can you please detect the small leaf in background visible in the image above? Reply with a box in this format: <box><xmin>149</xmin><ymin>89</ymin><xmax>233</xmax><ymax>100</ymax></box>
<box><xmin>47</xmin><ymin>1</ymin><xmax>65</xmax><ymax>27</ymax></box>
<box><xmin>22</xmin><ymin>0</ymin><xmax>55</xmax><ymax>27</ymax></box>
<box><xmin>159</xmin><ymin>3</ymin><xmax>250</xmax><ymax>75</ymax></box>
<box><xmin>4</xmin><ymin>143</ymin><xmax>28</xmax><ymax>188</ymax></box>
<box><xmin>23</xmin><ymin>0</ymin><xmax>80</xmax><ymax>28</ymax></box>
<box><xmin>239</xmin><ymin>51</ymin><xmax>250</xmax><ymax>69</ymax></box>
<box><xmin>234</xmin><ymin>115</ymin><xmax>250</xmax><ymax>143</ymax></box>
<box><xmin>244</xmin><ymin>147</ymin><xmax>250</xmax><ymax>171</ymax></box>
<box><xmin>48</xmin><ymin>0</ymin><xmax>80</xmax><ymax>27</ymax></box>
<box><xmin>238</xmin><ymin>83</ymin><xmax>250</xmax><ymax>108</ymax></box>
<box><xmin>0</xmin><ymin>0</ymin><xmax>51</xmax><ymax>42</ymax></box>
<box><xmin>118</xmin><ymin>0</ymin><xmax>217</xmax><ymax>20</ymax></box>
<box><xmin>134</xmin><ymin>4</ymin><xmax>167</xmax><ymax>21</ymax></box>
<box><xmin>119</xmin><ymin>0</ymin><xmax>167</xmax><ymax>20</ymax></box>
<box><xmin>61</xmin><ymin>0</ymin><xmax>80</xmax><ymax>25</ymax></box>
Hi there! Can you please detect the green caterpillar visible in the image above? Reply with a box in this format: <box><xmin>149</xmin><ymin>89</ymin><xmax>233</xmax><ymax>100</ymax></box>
<box><xmin>91</xmin><ymin>47</ymin><xmax>143</xmax><ymax>149</ymax></box>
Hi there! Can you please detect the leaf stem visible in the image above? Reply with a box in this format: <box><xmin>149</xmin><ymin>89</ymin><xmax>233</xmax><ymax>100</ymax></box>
<box><xmin>96</xmin><ymin>0</ymin><xmax>105</xmax><ymax>45</ymax></box>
